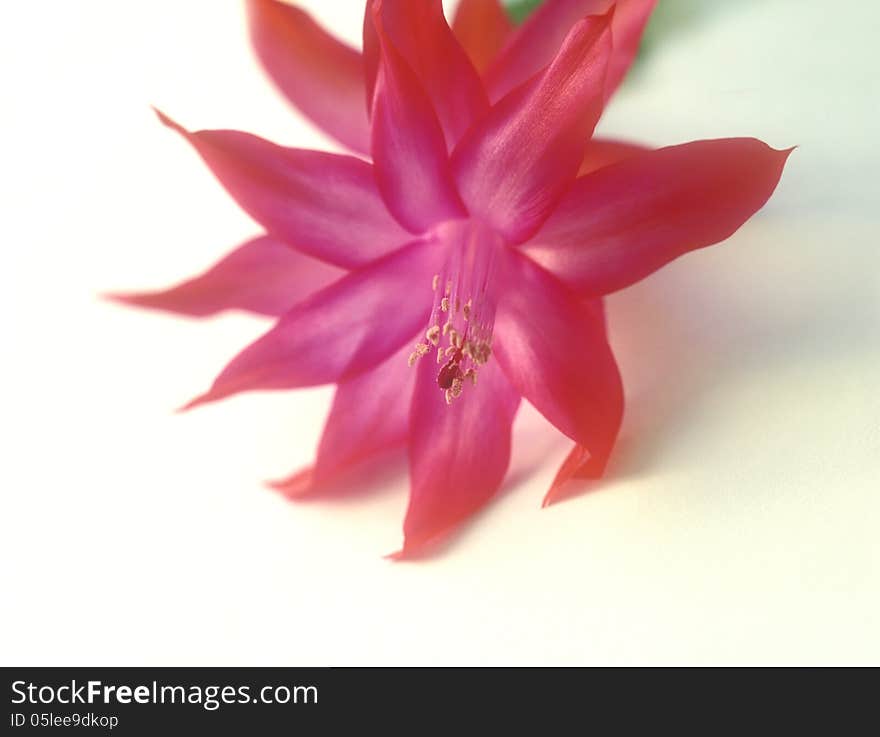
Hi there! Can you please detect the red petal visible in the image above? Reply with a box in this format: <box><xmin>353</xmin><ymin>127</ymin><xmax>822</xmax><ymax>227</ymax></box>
<box><xmin>181</xmin><ymin>241</ymin><xmax>437</xmax><ymax>410</ymax></box>
<box><xmin>485</xmin><ymin>0</ymin><xmax>656</xmax><ymax>104</ymax></box>
<box><xmin>578</xmin><ymin>137</ymin><xmax>648</xmax><ymax>175</ymax></box>
<box><xmin>368</xmin><ymin>4</ymin><xmax>466</xmax><ymax>232</ymax></box>
<box><xmin>524</xmin><ymin>139</ymin><xmax>794</xmax><ymax>296</ymax></box>
<box><xmin>155</xmin><ymin>110</ymin><xmax>408</xmax><ymax>269</ymax></box>
<box><xmin>394</xmin><ymin>359</ymin><xmax>520</xmax><ymax>558</ymax></box>
<box><xmin>543</xmin><ymin>443</ymin><xmax>600</xmax><ymax>506</ymax></box>
<box><xmin>108</xmin><ymin>236</ymin><xmax>342</xmax><ymax>318</ymax></box>
<box><xmin>373</xmin><ymin>0</ymin><xmax>488</xmax><ymax>148</ymax></box>
<box><xmin>246</xmin><ymin>0</ymin><xmax>370</xmax><ymax>153</ymax></box>
<box><xmin>269</xmin><ymin>343</ymin><xmax>415</xmax><ymax>498</ymax></box>
<box><xmin>452</xmin><ymin>0</ymin><xmax>514</xmax><ymax>74</ymax></box>
<box><xmin>451</xmin><ymin>12</ymin><xmax>613</xmax><ymax>243</ymax></box>
<box><xmin>493</xmin><ymin>249</ymin><xmax>623</xmax><ymax>494</ymax></box>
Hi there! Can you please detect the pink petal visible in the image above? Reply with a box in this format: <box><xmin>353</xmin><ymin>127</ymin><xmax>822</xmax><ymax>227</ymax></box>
<box><xmin>452</xmin><ymin>0</ymin><xmax>514</xmax><ymax>74</ymax></box>
<box><xmin>578</xmin><ymin>137</ymin><xmax>648</xmax><ymax>175</ymax></box>
<box><xmin>246</xmin><ymin>0</ymin><xmax>370</xmax><ymax>153</ymax></box>
<box><xmin>544</xmin><ymin>443</ymin><xmax>600</xmax><ymax>506</ymax></box>
<box><xmin>394</xmin><ymin>358</ymin><xmax>520</xmax><ymax>558</ymax></box>
<box><xmin>451</xmin><ymin>12</ymin><xmax>613</xmax><ymax>243</ymax></box>
<box><xmin>493</xmin><ymin>249</ymin><xmax>623</xmax><ymax>493</ymax></box>
<box><xmin>368</xmin><ymin>4</ymin><xmax>466</xmax><ymax>232</ymax></box>
<box><xmin>268</xmin><ymin>342</ymin><xmax>415</xmax><ymax>498</ymax></box>
<box><xmin>485</xmin><ymin>0</ymin><xmax>657</xmax><ymax>104</ymax></box>
<box><xmin>155</xmin><ymin>110</ymin><xmax>408</xmax><ymax>269</ymax></box>
<box><xmin>182</xmin><ymin>240</ymin><xmax>438</xmax><ymax>410</ymax></box>
<box><xmin>372</xmin><ymin>0</ymin><xmax>489</xmax><ymax>148</ymax></box>
<box><xmin>523</xmin><ymin>139</ymin><xmax>794</xmax><ymax>296</ymax></box>
<box><xmin>108</xmin><ymin>236</ymin><xmax>342</xmax><ymax>318</ymax></box>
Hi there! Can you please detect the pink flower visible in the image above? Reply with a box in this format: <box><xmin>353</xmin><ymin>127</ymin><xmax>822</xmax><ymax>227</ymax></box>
<box><xmin>115</xmin><ymin>0</ymin><xmax>791</xmax><ymax>557</ymax></box>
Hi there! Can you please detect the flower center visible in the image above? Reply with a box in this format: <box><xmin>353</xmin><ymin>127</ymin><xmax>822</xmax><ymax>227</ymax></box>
<box><xmin>408</xmin><ymin>220</ymin><xmax>502</xmax><ymax>404</ymax></box>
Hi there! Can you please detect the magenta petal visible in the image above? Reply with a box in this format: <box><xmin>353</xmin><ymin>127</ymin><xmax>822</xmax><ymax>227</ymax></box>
<box><xmin>108</xmin><ymin>236</ymin><xmax>342</xmax><ymax>318</ymax></box>
<box><xmin>485</xmin><ymin>0</ymin><xmax>656</xmax><ymax>104</ymax></box>
<box><xmin>373</xmin><ymin>0</ymin><xmax>489</xmax><ymax>149</ymax></box>
<box><xmin>493</xmin><ymin>249</ymin><xmax>623</xmax><ymax>488</ymax></box>
<box><xmin>246</xmin><ymin>0</ymin><xmax>370</xmax><ymax>154</ymax></box>
<box><xmin>155</xmin><ymin>110</ymin><xmax>408</xmax><ymax>269</ymax></box>
<box><xmin>182</xmin><ymin>241</ymin><xmax>437</xmax><ymax>410</ymax></box>
<box><xmin>451</xmin><ymin>12</ymin><xmax>612</xmax><ymax>244</ymax></box>
<box><xmin>523</xmin><ymin>139</ymin><xmax>794</xmax><ymax>296</ymax></box>
<box><xmin>271</xmin><ymin>342</ymin><xmax>416</xmax><ymax>498</ymax></box>
<box><xmin>368</xmin><ymin>4</ymin><xmax>466</xmax><ymax>233</ymax></box>
<box><xmin>397</xmin><ymin>358</ymin><xmax>520</xmax><ymax>558</ymax></box>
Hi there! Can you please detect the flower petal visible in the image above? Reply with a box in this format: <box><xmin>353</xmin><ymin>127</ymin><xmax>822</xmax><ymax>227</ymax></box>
<box><xmin>544</xmin><ymin>443</ymin><xmax>601</xmax><ymax>506</ymax></box>
<box><xmin>155</xmin><ymin>110</ymin><xmax>408</xmax><ymax>268</ymax></box>
<box><xmin>182</xmin><ymin>240</ymin><xmax>437</xmax><ymax>410</ymax></box>
<box><xmin>268</xmin><ymin>342</ymin><xmax>415</xmax><ymax>498</ymax></box>
<box><xmin>452</xmin><ymin>0</ymin><xmax>514</xmax><ymax>74</ymax></box>
<box><xmin>368</xmin><ymin>4</ymin><xmax>466</xmax><ymax>232</ymax></box>
<box><xmin>451</xmin><ymin>12</ymin><xmax>613</xmax><ymax>243</ymax></box>
<box><xmin>373</xmin><ymin>0</ymin><xmax>489</xmax><ymax>148</ymax></box>
<box><xmin>485</xmin><ymin>0</ymin><xmax>657</xmax><ymax>104</ymax></box>
<box><xmin>493</xmin><ymin>249</ymin><xmax>624</xmax><ymax>493</ymax></box>
<box><xmin>523</xmin><ymin>139</ymin><xmax>794</xmax><ymax>296</ymax></box>
<box><xmin>246</xmin><ymin>0</ymin><xmax>370</xmax><ymax>153</ymax></box>
<box><xmin>108</xmin><ymin>236</ymin><xmax>343</xmax><ymax>318</ymax></box>
<box><xmin>395</xmin><ymin>358</ymin><xmax>520</xmax><ymax>558</ymax></box>
<box><xmin>578</xmin><ymin>137</ymin><xmax>648</xmax><ymax>175</ymax></box>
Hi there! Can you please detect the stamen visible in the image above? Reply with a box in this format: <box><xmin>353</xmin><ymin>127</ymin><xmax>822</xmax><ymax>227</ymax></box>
<box><xmin>408</xmin><ymin>219</ymin><xmax>502</xmax><ymax>405</ymax></box>
<box><xmin>407</xmin><ymin>342</ymin><xmax>430</xmax><ymax>367</ymax></box>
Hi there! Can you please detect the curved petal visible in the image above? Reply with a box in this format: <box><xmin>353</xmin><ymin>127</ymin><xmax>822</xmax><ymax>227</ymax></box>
<box><xmin>182</xmin><ymin>240</ymin><xmax>438</xmax><ymax>410</ymax></box>
<box><xmin>485</xmin><ymin>0</ymin><xmax>657</xmax><ymax>104</ymax></box>
<box><xmin>368</xmin><ymin>4</ymin><xmax>466</xmax><ymax>232</ymax></box>
<box><xmin>155</xmin><ymin>110</ymin><xmax>408</xmax><ymax>269</ymax></box>
<box><xmin>374</xmin><ymin>0</ymin><xmax>488</xmax><ymax>149</ymax></box>
<box><xmin>578</xmin><ymin>137</ymin><xmax>649</xmax><ymax>175</ymax></box>
<box><xmin>394</xmin><ymin>357</ymin><xmax>520</xmax><ymax>558</ymax></box>
<box><xmin>108</xmin><ymin>236</ymin><xmax>343</xmax><ymax>318</ymax></box>
<box><xmin>452</xmin><ymin>0</ymin><xmax>514</xmax><ymax>74</ymax></box>
<box><xmin>451</xmin><ymin>12</ymin><xmax>612</xmax><ymax>243</ymax></box>
<box><xmin>268</xmin><ymin>342</ymin><xmax>416</xmax><ymax>498</ymax></box>
<box><xmin>493</xmin><ymin>249</ymin><xmax>624</xmax><ymax>494</ymax></box>
<box><xmin>246</xmin><ymin>0</ymin><xmax>370</xmax><ymax>153</ymax></box>
<box><xmin>544</xmin><ymin>443</ymin><xmax>601</xmax><ymax>505</ymax></box>
<box><xmin>523</xmin><ymin>139</ymin><xmax>794</xmax><ymax>296</ymax></box>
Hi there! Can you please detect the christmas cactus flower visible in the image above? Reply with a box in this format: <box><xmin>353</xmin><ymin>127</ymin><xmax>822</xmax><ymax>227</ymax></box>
<box><xmin>115</xmin><ymin>0</ymin><xmax>791</xmax><ymax>557</ymax></box>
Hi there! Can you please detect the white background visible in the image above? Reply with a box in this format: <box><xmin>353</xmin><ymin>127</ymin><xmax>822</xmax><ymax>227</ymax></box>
<box><xmin>1</xmin><ymin>0</ymin><xmax>878</xmax><ymax>664</ymax></box>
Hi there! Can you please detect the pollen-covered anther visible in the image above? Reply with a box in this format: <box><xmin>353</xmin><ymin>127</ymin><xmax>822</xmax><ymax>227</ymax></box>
<box><xmin>425</xmin><ymin>325</ymin><xmax>440</xmax><ymax>346</ymax></box>
<box><xmin>465</xmin><ymin>368</ymin><xmax>477</xmax><ymax>386</ymax></box>
<box><xmin>441</xmin><ymin>297</ymin><xmax>450</xmax><ymax>312</ymax></box>
<box><xmin>407</xmin><ymin>342</ymin><xmax>431</xmax><ymax>367</ymax></box>
<box><xmin>462</xmin><ymin>299</ymin><xmax>472</xmax><ymax>321</ymax></box>
<box><xmin>432</xmin><ymin>274</ymin><xmax>440</xmax><ymax>291</ymax></box>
